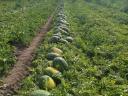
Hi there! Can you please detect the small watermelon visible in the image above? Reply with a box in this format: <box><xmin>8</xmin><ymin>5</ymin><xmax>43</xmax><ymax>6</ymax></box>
<box><xmin>57</xmin><ymin>20</ymin><xmax>69</xmax><ymax>26</ymax></box>
<box><xmin>57</xmin><ymin>16</ymin><xmax>66</xmax><ymax>20</ymax></box>
<box><xmin>57</xmin><ymin>13</ymin><xmax>67</xmax><ymax>19</ymax></box>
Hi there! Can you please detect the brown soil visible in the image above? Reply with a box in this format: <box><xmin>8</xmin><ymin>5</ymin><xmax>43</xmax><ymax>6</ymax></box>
<box><xmin>0</xmin><ymin>13</ymin><xmax>54</xmax><ymax>96</ymax></box>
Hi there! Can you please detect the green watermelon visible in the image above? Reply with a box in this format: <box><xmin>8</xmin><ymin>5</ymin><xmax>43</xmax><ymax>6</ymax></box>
<box><xmin>60</xmin><ymin>38</ymin><xmax>69</xmax><ymax>44</ymax></box>
<box><xmin>31</xmin><ymin>90</ymin><xmax>51</xmax><ymax>96</ymax></box>
<box><xmin>59</xmin><ymin>26</ymin><xmax>69</xmax><ymax>32</ymax></box>
<box><xmin>53</xmin><ymin>33</ymin><xmax>62</xmax><ymax>38</ymax></box>
<box><xmin>47</xmin><ymin>53</ymin><xmax>60</xmax><ymax>60</ymax></box>
<box><xmin>65</xmin><ymin>37</ymin><xmax>73</xmax><ymax>43</ymax></box>
<box><xmin>56</xmin><ymin>27</ymin><xmax>69</xmax><ymax>35</ymax></box>
<box><xmin>50</xmin><ymin>36</ymin><xmax>61</xmax><ymax>43</ymax></box>
<box><xmin>52</xmin><ymin>57</ymin><xmax>68</xmax><ymax>72</ymax></box>
<box><xmin>57</xmin><ymin>19</ymin><xmax>69</xmax><ymax>26</ymax></box>
<box><xmin>57</xmin><ymin>15</ymin><xmax>67</xmax><ymax>20</ymax></box>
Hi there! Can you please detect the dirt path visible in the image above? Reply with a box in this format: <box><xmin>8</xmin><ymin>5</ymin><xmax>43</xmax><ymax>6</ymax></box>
<box><xmin>0</xmin><ymin>12</ymin><xmax>54</xmax><ymax>96</ymax></box>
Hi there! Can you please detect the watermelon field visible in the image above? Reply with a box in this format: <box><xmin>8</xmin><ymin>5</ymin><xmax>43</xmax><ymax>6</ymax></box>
<box><xmin>0</xmin><ymin>0</ymin><xmax>128</xmax><ymax>96</ymax></box>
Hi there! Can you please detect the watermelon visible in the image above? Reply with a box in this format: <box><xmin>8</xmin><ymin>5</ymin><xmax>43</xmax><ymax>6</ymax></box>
<box><xmin>59</xmin><ymin>26</ymin><xmax>69</xmax><ymax>32</ymax></box>
<box><xmin>58</xmin><ymin>24</ymin><xmax>68</xmax><ymax>29</ymax></box>
<box><xmin>52</xmin><ymin>57</ymin><xmax>68</xmax><ymax>72</ymax></box>
<box><xmin>31</xmin><ymin>90</ymin><xmax>50</xmax><ymax>96</ymax></box>
<box><xmin>51</xmin><ymin>47</ymin><xmax>63</xmax><ymax>55</ymax></box>
<box><xmin>60</xmin><ymin>19</ymin><xmax>68</xmax><ymax>24</ymax></box>
<box><xmin>57</xmin><ymin>16</ymin><xmax>66</xmax><ymax>20</ymax></box>
<box><xmin>56</xmin><ymin>27</ymin><xmax>69</xmax><ymax>35</ymax></box>
<box><xmin>56</xmin><ymin>22</ymin><xmax>68</xmax><ymax>27</ymax></box>
<box><xmin>53</xmin><ymin>33</ymin><xmax>62</xmax><ymax>38</ymax></box>
<box><xmin>44</xmin><ymin>67</ymin><xmax>62</xmax><ymax>84</ymax></box>
<box><xmin>57</xmin><ymin>19</ymin><xmax>69</xmax><ymax>26</ymax></box>
<box><xmin>37</xmin><ymin>75</ymin><xmax>56</xmax><ymax>90</ymax></box>
<box><xmin>60</xmin><ymin>38</ymin><xmax>69</xmax><ymax>44</ymax></box>
<box><xmin>65</xmin><ymin>37</ymin><xmax>73</xmax><ymax>43</ymax></box>
<box><xmin>47</xmin><ymin>53</ymin><xmax>60</xmax><ymax>60</ymax></box>
<box><xmin>56</xmin><ymin>16</ymin><xmax>66</xmax><ymax>20</ymax></box>
<box><xmin>50</xmin><ymin>36</ymin><xmax>61</xmax><ymax>43</ymax></box>
<box><xmin>44</xmin><ymin>67</ymin><xmax>62</xmax><ymax>77</ymax></box>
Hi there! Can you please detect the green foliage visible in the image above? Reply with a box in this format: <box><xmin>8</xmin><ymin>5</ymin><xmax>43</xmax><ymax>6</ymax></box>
<box><xmin>12</xmin><ymin>0</ymin><xmax>128</xmax><ymax>95</ymax></box>
<box><xmin>0</xmin><ymin>0</ymin><xmax>57</xmax><ymax>76</ymax></box>
<box><xmin>85</xmin><ymin>0</ymin><xmax>127</xmax><ymax>11</ymax></box>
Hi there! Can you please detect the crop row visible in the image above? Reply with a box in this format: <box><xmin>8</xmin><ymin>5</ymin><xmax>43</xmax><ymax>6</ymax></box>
<box><xmin>18</xmin><ymin>0</ymin><xmax>74</xmax><ymax>95</ymax></box>
<box><xmin>0</xmin><ymin>0</ymin><xmax>40</xmax><ymax>13</ymax></box>
<box><xmin>0</xmin><ymin>0</ymin><xmax>57</xmax><ymax>76</ymax></box>
<box><xmin>64</xmin><ymin>0</ymin><xmax>128</xmax><ymax>95</ymax></box>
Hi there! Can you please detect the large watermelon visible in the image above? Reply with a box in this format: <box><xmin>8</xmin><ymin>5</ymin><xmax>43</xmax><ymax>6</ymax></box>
<box><xmin>37</xmin><ymin>75</ymin><xmax>56</xmax><ymax>90</ymax></box>
<box><xmin>52</xmin><ymin>57</ymin><xmax>68</xmax><ymax>72</ymax></box>
<box><xmin>60</xmin><ymin>38</ymin><xmax>69</xmax><ymax>44</ymax></box>
<box><xmin>65</xmin><ymin>37</ymin><xmax>73</xmax><ymax>43</ymax></box>
<box><xmin>44</xmin><ymin>67</ymin><xmax>62</xmax><ymax>84</ymax></box>
<box><xmin>55</xmin><ymin>27</ymin><xmax>69</xmax><ymax>35</ymax></box>
<box><xmin>44</xmin><ymin>67</ymin><xmax>61</xmax><ymax>77</ymax></box>
<box><xmin>53</xmin><ymin>33</ymin><xmax>62</xmax><ymax>38</ymax></box>
<box><xmin>47</xmin><ymin>53</ymin><xmax>60</xmax><ymax>60</ymax></box>
<box><xmin>51</xmin><ymin>47</ymin><xmax>63</xmax><ymax>55</ymax></box>
<box><xmin>59</xmin><ymin>26</ymin><xmax>69</xmax><ymax>32</ymax></box>
<box><xmin>50</xmin><ymin>36</ymin><xmax>61</xmax><ymax>43</ymax></box>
